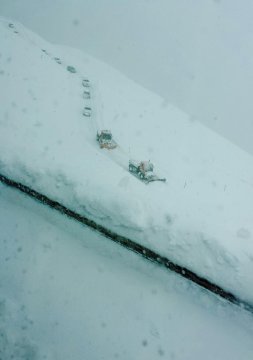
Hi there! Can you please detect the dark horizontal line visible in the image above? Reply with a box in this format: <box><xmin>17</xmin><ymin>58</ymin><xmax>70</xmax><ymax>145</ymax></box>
<box><xmin>0</xmin><ymin>172</ymin><xmax>253</xmax><ymax>315</ymax></box>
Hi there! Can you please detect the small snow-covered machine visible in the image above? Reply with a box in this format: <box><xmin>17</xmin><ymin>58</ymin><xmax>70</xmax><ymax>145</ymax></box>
<box><xmin>82</xmin><ymin>79</ymin><xmax>90</xmax><ymax>88</ymax></box>
<box><xmin>129</xmin><ymin>160</ymin><xmax>166</xmax><ymax>183</ymax></box>
<box><xmin>96</xmin><ymin>130</ymin><xmax>117</xmax><ymax>149</ymax></box>
<box><xmin>83</xmin><ymin>89</ymin><xmax>91</xmax><ymax>99</ymax></box>
<box><xmin>83</xmin><ymin>106</ymin><xmax>92</xmax><ymax>117</ymax></box>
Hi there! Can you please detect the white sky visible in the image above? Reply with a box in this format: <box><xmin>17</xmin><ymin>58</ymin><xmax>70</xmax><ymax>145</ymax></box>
<box><xmin>1</xmin><ymin>0</ymin><xmax>253</xmax><ymax>155</ymax></box>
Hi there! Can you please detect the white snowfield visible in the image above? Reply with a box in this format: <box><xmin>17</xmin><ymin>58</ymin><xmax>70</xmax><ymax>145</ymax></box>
<box><xmin>1</xmin><ymin>18</ymin><xmax>253</xmax><ymax>304</ymax></box>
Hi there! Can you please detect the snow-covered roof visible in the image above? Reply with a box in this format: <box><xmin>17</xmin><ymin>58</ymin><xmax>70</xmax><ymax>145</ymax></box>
<box><xmin>1</xmin><ymin>17</ymin><xmax>253</xmax><ymax>305</ymax></box>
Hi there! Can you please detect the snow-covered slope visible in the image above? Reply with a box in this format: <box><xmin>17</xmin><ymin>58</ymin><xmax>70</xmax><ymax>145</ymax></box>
<box><xmin>1</xmin><ymin>18</ymin><xmax>253</xmax><ymax>304</ymax></box>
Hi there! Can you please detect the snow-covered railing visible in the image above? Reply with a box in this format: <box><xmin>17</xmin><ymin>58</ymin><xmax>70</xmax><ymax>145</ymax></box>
<box><xmin>0</xmin><ymin>172</ymin><xmax>253</xmax><ymax>315</ymax></box>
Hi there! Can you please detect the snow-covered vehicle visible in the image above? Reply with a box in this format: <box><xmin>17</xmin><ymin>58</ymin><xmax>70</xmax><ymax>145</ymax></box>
<box><xmin>54</xmin><ymin>57</ymin><xmax>61</xmax><ymax>64</ymax></box>
<box><xmin>129</xmin><ymin>160</ymin><xmax>166</xmax><ymax>183</ymax></box>
<box><xmin>82</xmin><ymin>79</ymin><xmax>90</xmax><ymax>87</ymax></box>
<box><xmin>96</xmin><ymin>130</ymin><xmax>117</xmax><ymax>149</ymax></box>
<box><xmin>67</xmin><ymin>65</ymin><xmax>77</xmax><ymax>73</ymax></box>
<box><xmin>83</xmin><ymin>90</ymin><xmax>91</xmax><ymax>99</ymax></box>
<box><xmin>83</xmin><ymin>106</ymin><xmax>92</xmax><ymax>117</ymax></box>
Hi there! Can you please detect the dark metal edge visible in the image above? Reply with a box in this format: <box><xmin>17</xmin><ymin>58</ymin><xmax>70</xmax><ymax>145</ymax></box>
<box><xmin>0</xmin><ymin>173</ymin><xmax>252</xmax><ymax>314</ymax></box>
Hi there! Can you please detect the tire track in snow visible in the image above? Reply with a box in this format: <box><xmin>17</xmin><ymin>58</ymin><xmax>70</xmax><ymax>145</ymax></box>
<box><xmin>0</xmin><ymin>173</ymin><xmax>253</xmax><ymax>315</ymax></box>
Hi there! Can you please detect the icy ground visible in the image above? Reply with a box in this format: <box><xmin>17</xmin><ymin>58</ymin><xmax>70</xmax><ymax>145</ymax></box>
<box><xmin>1</xmin><ymin>183</ymin><xmax>253</xmax><ymax>360</ymax></box>
<box><xmin>1</xmin><ymin>17</ymin><xmax>253</xmax><ymax>304</ymax></box>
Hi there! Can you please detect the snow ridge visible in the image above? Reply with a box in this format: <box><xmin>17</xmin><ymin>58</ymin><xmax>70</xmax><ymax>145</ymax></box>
<box><xmin>1</xmin><ymin>17</ymin><xmax>253</xmax><ymax>304</ymax></box>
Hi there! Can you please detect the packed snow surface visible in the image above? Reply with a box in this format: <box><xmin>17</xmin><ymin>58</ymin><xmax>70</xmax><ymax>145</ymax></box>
<box><xmin>1</xmin><ymin>184</ymin><xmax>253</xmax><ymax>359</ymax></box>
<box><xmin>1</xmin><ymin>18</ymin><xmax>253</xmax><ymax>304</ymax></box>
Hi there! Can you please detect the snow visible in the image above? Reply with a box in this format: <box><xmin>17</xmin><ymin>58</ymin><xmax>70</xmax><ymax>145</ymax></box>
<box><xmin>2</xmin><ymin>0</ymin><xmax>253</xmax><ymax>155</ymax></box>
<box><xmin>1</xmin><ymin>17</ymin><xmax>253</xmax><ymax>307</ymax></box>
<box><xmin>1</xmin><ymin>183</ymin><xmax>253</xmax><ymax>359</ymax></box>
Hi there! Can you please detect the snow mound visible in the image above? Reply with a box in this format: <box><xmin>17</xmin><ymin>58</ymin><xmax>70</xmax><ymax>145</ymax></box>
<box><xmin>1</xmin><ymin>17</ymin><xmax>253</xmax><ymax>304</ymax></box>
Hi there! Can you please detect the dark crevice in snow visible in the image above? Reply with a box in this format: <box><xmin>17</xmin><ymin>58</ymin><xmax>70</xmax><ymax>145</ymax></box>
<box><xmin>1</xmin><ymin>172</ymin><xmax>253</xmax><ymax>315</ymax></box>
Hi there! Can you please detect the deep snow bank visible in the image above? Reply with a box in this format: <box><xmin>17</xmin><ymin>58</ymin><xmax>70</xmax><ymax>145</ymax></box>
<box><xmin>1</xmin><ymin>17</ymin><xmax>253</xmax><ymax>304</ymax></box>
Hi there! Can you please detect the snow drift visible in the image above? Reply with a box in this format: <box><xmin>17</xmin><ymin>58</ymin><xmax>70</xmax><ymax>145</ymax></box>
<box><xmin>1</xmin><ymin>17</ymin><xmax>253</xmax><ymax>304</ymax></box>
